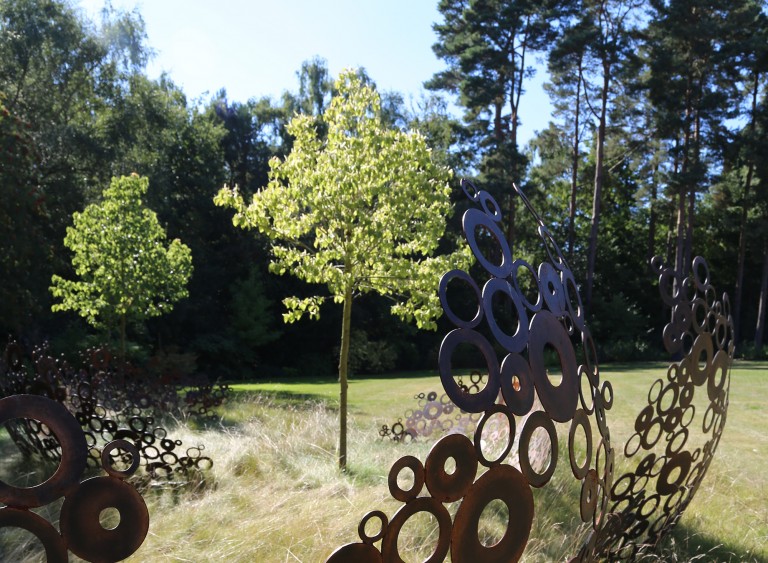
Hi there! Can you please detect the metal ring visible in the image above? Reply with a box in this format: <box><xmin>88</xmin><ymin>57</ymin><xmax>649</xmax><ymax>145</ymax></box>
<box><xmin>439</xmin><ymin>269</ymin><xmax>483</xmax><ymax>329</ymax></box>
<box><xmin>462</xmin><ymin>208</ymin><xmax>513</xmax><ymax>278</ymax></box>
<box><xmin>380</xmin><ymin>497</ymin><xmax>451</xmax><ymax>563</ymax></box>
<box><xmin>424</xmin><ymin>433</ymin><xmax>478</xmax><ymax>503</ymax></box>
<box><xmin>0</xmin><ymin>395</ymin><xmax>87</xmax><ymax>508</ymax></box>
<box><xmin>451</xmin><ymin>464</ymin><xmax>534</xmax><ymax>563</ymax></box>
<box><xmin>358</xmin><ymin>510</ymin><xmax>388</xmax><ymax>544</ymax></box>
<box><xmin>438</xmin><ymin>329</ymin><xmax>500</xmax><ymax>413</ymax></box>
<box><xmin>519</xmin><ymin>410</ymin><xmax>558</xmax><ymax>488</ymax></box>
<box><xmin>387</xmin><ymin>455</ymin><xmax>424</xmax><ymax>502</ymax></box>
<box><xmin>474</xmin><ymin>405</ymin><xmax>515</xmax><ymax>467</ymax></box>
<box><xmin>101</xmin><ymin>439</ymin><xmax>141</xmax><ymax>478</ymax></box>
<box><xmin>59</xmin><ymin>476</ymin><xmax>149</xmax><ymax>562</ymax></box>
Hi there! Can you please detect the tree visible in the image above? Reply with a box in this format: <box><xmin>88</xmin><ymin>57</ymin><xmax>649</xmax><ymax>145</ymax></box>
<box><xmin>50</xmin><ymin>174</ymin><xmax>193</xmax><ymax>358</ymax></box>
<box><xmin>215</xmin><ymin>70</ymin><xmax>469</xmax><ymax>469</ymax></box>
<box><xmin>428</xmin><ymin>0</ymin><xmax>566</xmax><ymax>246</ymax></box>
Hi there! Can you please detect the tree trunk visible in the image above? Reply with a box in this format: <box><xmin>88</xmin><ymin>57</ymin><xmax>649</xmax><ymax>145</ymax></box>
<box><xmin>585</xmin><ymin>66</ymin><xmax>609</xmax><ymax>309</ymax></box>
<box><xmin>733</xmin><ymin>71</ymin><xmax>759</xmax><ymax>343</ymax></box>
<box><xmin>120</xmin><ymin>313</ymin><xmax>127</xmax><ymax>362</ymax></box>
<box><xmin>568</xmin><ymin>61</ymin><xmax>583</xmax><ymax>262</ymax></box>
<box><xmin>755</xmin><ymin>237</ymin><xmax>768</xmax><ymax>356</ymax></box>
<box><xmin>337</xmin><ymin>286</ymin><xmax>353</xmax><ymax>471</ymax></box>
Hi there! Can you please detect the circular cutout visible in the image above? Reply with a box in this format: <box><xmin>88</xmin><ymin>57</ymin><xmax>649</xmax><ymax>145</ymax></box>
<box><xmin>500</xmin><ymin>353</ymin><xmax>534</xmax><ymax>416</ymax></box>
<box><xmin>451</xmin><ymin>464</ymin><xmax>534</xmax><ymax>563</ymax></box>
<box><xmin>101</xmin><ymin>439</ymin><xmax>140</xmax><ymax>478</ymax></box>
<box><xmin>60</xmin><ymin>476</ymin><xmax>149</xmax><ymax>562</ymax></box>
<box><xmin>528</xmin><ymin>311</ymin><xmax>578</xmax><ymax>422</ymax></box>
<box><xmin>568</xmin><ymin>409</ymin><xmax>593</xmax><ymax>480</ymax></box>
<box><xmin>439</xmin><ymin>269</ymin><xmax>483</xmax><ymax>329</ymax></box>
<box><xmin>474</xmin><ymin>405</ymin><xmax>515</xmax><ymax>467</ymax></box>
<box><xmin>358</xmin><ymin>510</ymin><xmax>388</xmax><ymax>544</ymax></box>
<box><xmin>0</xmin><ymin>507</ymin><xmax>68</xmax><ymax>563</ymax></box>
<box><xmin>0</xmin><ymin>395</ymin><xmax>87</xmax><ymax>508</ymax></box>
<box><xmin>439</xmin><ymin>329</ymin><xmax>500</xmax><ymax>413</ymax></box>
<box><xmin>482</xmin><ymin>278</ymin><xmax>529</xmax><ymax>354</ymax></box>
<box><xmin>519</xmin><ymin>411</ymin><xmax>558</xmax><ymax>488</ymax></box>
<box><xmin>380</xmin><ymin>497</ymin><xmax>451</xmax><ymax>563</ymax></box>
<box><xmin>462</xmin><ymin>208</ymin><xmax>513</xmax><ymax>278</ymax></box>
<box><xmin>424</xmin><ymin>434</ymin><xmax>478</xmax><ymax>502</ymax></box>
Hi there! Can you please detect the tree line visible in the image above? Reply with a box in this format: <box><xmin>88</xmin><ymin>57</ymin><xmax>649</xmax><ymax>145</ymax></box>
<box><xmin>1</xmin><ymin>0</ymin><xmax>766</xmax><ymax>378</ymax></box>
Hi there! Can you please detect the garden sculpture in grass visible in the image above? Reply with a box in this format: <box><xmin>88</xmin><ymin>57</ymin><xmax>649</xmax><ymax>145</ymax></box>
<box><xmin>0</xmin><ymin>394</ymin><xmax>149</xmax><ymax>562</ymax></box>
<box><xmin>327</xmin><ymin>179</ymin><xmax>734</xmax><ymax>562</ymax></box>
<box><xmin>378</xmin><ymin>373</ymin><xmax>486</xmax><ymax>443</ymax></box>
<box><xmin>0</xmin><ymin>343</ymin><xmax>222</xmax><ymax>487</ymax></box>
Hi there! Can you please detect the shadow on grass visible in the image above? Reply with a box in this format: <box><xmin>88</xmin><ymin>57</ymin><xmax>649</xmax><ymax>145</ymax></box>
<box><xmin>647</xmin><ymin>522</ymin><xmax>767</xmax><ymax>562</ymax></box>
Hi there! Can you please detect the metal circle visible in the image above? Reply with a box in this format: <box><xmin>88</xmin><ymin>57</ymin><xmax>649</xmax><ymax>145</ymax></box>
<box><xmin>451</xmin><ymin>464</ymin><xmax>534</xmax><ymax>563</ymax></box>
<box><xmin>0</xmin><ymin>507</ymin><xmax>68</xmax><ymax>563</ymax></box>
<box><xmin>438</xmin><ymin>328</ymin><xmax>500</xmax><ymax>413</ymax></box>
<box><xmin>510</xmin><ymin>259</ymin><xmax>542</xmax><ymax>312</ymax></box>
<box><xmin>479</xmin><ymin>190</ymin><xmax>503</xmax><ymax>222</ymax></box>
<box><xmin>439</xmin><ymin>269</ymin><xmax>483</xmax><ymax>329</ymax></box>
<box><xmin>460</xmin><ymin>178</ymin><xmax>480</xmax><ymax>202</ymax></box>
<box><xmin>424</xmin><ymin>433</ymin><xmax>478</xmax><ymax>503</ymax></box>
<box><xmin>380</xmin><ymin>497</ymin><xmax>451</xmax><ymax>563</ymax></box>
<box><xmin>101</xmin><ymin>439</ymin><xmax>141</xmax><ymax>478</ymax></box>
<box><xmin>482</xmin><ymin>278</ymin><xmax>529</xmax><ymax>354</ymax></box>
<box><xmin>527</xmin><ymin>310</ymin><xmax>579</xmax><ymax>423</ymax></box>
<box><xmin>326</xmin><ymin>542</ymin><xmax>382</xmax><ymax>562</ymax></box>
<box><xmin>474</xmin><ymin>405</ymin><xmax>515</xmax><ymax>467</ymax></box>
<box><xmin>462</xmin><ymin>208</ymin><xmax>513</xmax><ymax>278</ymax></box>
<box><xmin>60</xmin><ymin>476</ymin><xmax>149</xmax><ymax>562</ymax></box>
<box><xmin>538</xmin><ymin>262</ymin><xmax>566</xmax><ymax>316</ymax></box>
<box><xmin>388</xmin><ymin>455</ymin><xmax>424</xmax><ymax>502</ymax></box>
<box><xmin>358</xmin><ymin>510</ymin><xmax>388</xmax><ymax>544</ymax></box>
<box><xmin>568</xmin><ymin>409</ymin><xmax>593</xmax><ymax>480</ymax></box>
<box><xmin>580</xmin><ymin>469</ymin><xmax>599</xmax><ymax>522</ymax></box>
<box><xmin>519</xmin><ymin>410</ymin><xmax>558</xmax><ymax>488</ymax></box>
<box><xmin>0</xmin><ymin>395</ymin><xmax>87</xmax><ymax>508</ymax></box>
<box><xmin>500</xmin><ymin>353</ymin><xmax>535</xmax><ymax>416</ymax></box>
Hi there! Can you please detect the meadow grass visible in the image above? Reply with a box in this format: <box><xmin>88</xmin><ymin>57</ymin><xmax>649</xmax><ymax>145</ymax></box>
<box><xmin>1</xmin><ymin>362</ymin><xmax>766</xmax><ymax>561</ymax></box>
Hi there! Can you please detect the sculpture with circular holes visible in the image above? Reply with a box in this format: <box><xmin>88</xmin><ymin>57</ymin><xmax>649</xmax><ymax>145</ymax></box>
<box><xmin>327</xmin><ymin>179</ymin><xmax>734</xmax><ymax>562</ymax></box>
<box><xmin>0</xmin><ymin>394</ymin><xmax>149</xmax><ymax>561</ymax></box>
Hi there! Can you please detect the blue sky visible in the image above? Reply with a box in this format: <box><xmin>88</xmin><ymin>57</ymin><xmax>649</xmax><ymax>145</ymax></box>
<box><xmin>76</xmin><ymin>0</ymin><xmax>552</xmax><ymax>145</ymax></box>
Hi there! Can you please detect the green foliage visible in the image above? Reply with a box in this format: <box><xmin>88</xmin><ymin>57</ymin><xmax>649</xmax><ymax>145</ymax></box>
<box><xmin>215</xmin><ymin>69</ymin><xmax>470</xmax><ymax>330</ymax></box>
<box><xmin>50</xmin><ymin>175</ymin><xmax>192</xmax><ymax>339</ymax></box>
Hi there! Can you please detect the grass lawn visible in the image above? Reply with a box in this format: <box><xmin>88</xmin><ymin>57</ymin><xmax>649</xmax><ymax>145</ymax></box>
<box><xmin>1</xmin><ymin>362</ymin><xmax>766</xmax><ymax>561</ymax></box>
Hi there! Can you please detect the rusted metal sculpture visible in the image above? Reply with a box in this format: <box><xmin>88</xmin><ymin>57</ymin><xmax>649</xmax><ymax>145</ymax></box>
<box><xmin>379</xmin><ymin>375</ymin><xmax>487</xmax><ymax>443</ymax></box>
<box><xmin>328</xmin><ymin>180</ymin><xmax>615</xmax><ymax>562</ymax></box>
<box><xmin>1</xmin><ymin>342</ymin><xmax>225</xmax><ymax>486</ymax></box>
<box><xmin>0</xmin><ymin>394</ymin><xmax>149</xmax><ymax>562</ymax></box>
<box><xmin>327</xmin><ymin>179</ymin><xmax>734</xmax><ymax>562</ymax></box>
<box><xmin>594</xmin><ymin>256</ymin><xmax>734</xmax><ymax>558</ymax></box>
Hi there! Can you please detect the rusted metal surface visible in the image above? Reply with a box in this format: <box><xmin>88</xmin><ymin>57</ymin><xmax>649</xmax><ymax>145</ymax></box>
<box><xmin>1</xmin><ymin>343</ymin><xmax>224</xmax><ymax>486</ymax></box>
<box><xmin>327</xmin><ymin>179</ymin><xmax>733</xmax><ymax>562</ymax></box>
<box><xmin>328</xmin><ymin>180</ymin><xmax>615</xmax><ymax>562</ymax></box>
<box><xmin>593</xmin><ymin>256</ymin><xmax>734</xmax><ymax>559</ymax></box>
<box><xmin>0</xmin><ymin>394</ymin><xmax>149</xmax><ymax>561</ymax></box>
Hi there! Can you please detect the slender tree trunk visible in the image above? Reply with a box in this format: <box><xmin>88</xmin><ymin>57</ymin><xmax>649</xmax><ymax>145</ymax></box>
<box><xmin>337</xmin><ymin>285</ymin><xmax>353</xmax><ymax>471</ymax></box>
<box><xmin>585</xmin><ymin>66</ymin><xmax>609</xmax><ymax>309</ymax></box>
<box><xmin>120</xmin><ymin>313</ymin><xmax>126</xmax><ymax>362</ymax></box>
<box><xmin>568</xmin><ymin>62</ymin><xmax>583</xmax><ymax>262</ymax></box>
<box><xmin>755</xmin><ymin>236</ymin><xmax>768</xmax><ymax>356</ymax></box>
<box><xmin>733</xmin><ymin>71</ymin><xmax>759</xmax><ymax>343</ymax></box>
<box><xmin>647</xmin><ymin>162</ymin><xmax>659</xmax><ymax>264</ymax></box>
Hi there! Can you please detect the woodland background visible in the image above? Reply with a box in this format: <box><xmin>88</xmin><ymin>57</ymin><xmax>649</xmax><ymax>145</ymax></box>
<box><xmin>2</xmin><ymin>0</ymin><xmax>767</xmax><ymax>378</ymax></box>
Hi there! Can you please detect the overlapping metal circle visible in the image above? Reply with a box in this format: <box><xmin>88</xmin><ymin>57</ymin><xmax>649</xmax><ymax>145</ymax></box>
<box><xmin>0</xmin><ymin>394</ymin><xmax>148</xmax><ymax>562</ymax></box>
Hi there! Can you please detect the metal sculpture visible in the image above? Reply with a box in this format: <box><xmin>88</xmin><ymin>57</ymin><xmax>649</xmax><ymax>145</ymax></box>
<box><xmin>327</xmin><ymin>179</ymin><xmax>734</xmax><ymax>562</ymax></box>
<box><xmin>0</xmin><ymin>394</ymin><xmax>149</xmax><ymax>562</ymax></box>
<box><xmin>1</xmin><ymin>342</ymin><xmax>225</xmax><ymax>486</ymax></box>
<box><xmin>594</xmin><ymin>256</ymin><xmax>734</xmax><ymax>559</ymax></box>
<box><xmin>378</xmin><ymin>374</ymin><xmax>487</xmax><ymax>443</ymax></box>
<box><xmin>328</xmin><ymin>180</ymin><xmax>615</xmax><ymax>562</ymax></box>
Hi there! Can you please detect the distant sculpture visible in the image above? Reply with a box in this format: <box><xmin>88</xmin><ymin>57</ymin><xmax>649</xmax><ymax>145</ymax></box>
<box><xmin>327</xmin><ymin>179</ymin><xmax>733</xmax><ymax>562</ymax></box>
